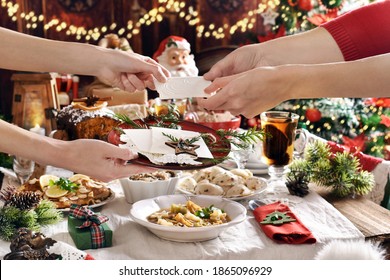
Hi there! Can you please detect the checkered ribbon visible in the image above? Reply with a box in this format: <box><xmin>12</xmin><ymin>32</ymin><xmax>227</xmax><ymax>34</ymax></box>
<box><xmin>69</xmin><ymin>204</ymin><xmax>109</xmax><ymax>249</ymax></box>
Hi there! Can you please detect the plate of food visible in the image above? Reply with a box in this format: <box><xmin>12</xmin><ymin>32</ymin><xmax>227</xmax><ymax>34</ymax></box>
<box><xmin>17</xmin><ymin>173</ymin><xmax>115</xmax><ymax>211</ymax></box>
<box><xmin>129</xmin><ymin>194</ymin><xmax>247</xmax><ymax>242</ymax></box>
<box><xmin>177</xmin><ymin>166</ymin><xmax>268</xmax><ymax>201</ymax></box>
<box><xmin>109</xmin><ymin>116</ymin><xmax>232</xmax><ymax>170</ymax></box>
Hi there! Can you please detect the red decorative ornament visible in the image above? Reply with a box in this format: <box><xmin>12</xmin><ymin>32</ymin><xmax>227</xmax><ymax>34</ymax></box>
<box><xmin>341</xmin><ymin>133</ymin><xmax>366</xmax><ymax>153</ymax></box>
<box><xmin>380</xmin><ymin>115</ymin><xmax>390</xmax><ymax>127</ymax></box>
<box><xmin>305</xmin><ymin>108</ymin><xmax>322</xmax><ymax>122</ymax></box>
<box><xmin>307</xmin><ymin>11</ymin><xmax>337</xmax><ymax>26</ymax></box>
<box><xmin>287</xmin><ymin>0</ymin><xmax>299</xmax><ymax>7</ymax></box>
<box><xmin>257</xmin><ymin>25</ymin><xmax>286</xmax><ymax>43</ymax></box>
<box><xmin>364</xmin><ymin>98</ymin><xmax>390</xmax><ymax>108</ymax></box>
<box><xmin>297</xmin><ymin>0</ymin><xmax>313</xmax><ymax>11</ymax></box>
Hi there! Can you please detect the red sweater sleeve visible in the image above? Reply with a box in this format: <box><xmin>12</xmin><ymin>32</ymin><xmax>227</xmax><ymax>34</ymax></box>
<box><xmin>321</xmin><ymin>1</ymin><xmax>390</xmax><ymax>61</ymax></box>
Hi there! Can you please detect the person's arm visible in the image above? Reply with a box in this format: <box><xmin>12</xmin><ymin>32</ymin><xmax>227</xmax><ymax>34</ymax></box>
<box><xmin>321</xmin><ymin>0</ymin><xmax>390</xmax><ymax>61</ymax></box>
<box><xmin>0</xmin><ymin>120</ymin><xmax>155</xmax><ymax>182</ymax></box>
<box><xmin>198</xmin><ymin>53</ymin><xmax>390</xmax><ymax>118</ymax></box>
<box><xmin>0</xmin><ymin>27</ymin><xmax>169</xmax><ymax>91</ymax></box>
<box><xmin>204</xmin><ymin>1</ymin><xmax>390</xmax><ymax>81</ymax></box>
<box><xmin>204</xmin><ymin>27</ymin><xmax>344</xmax><ymax>81</ymax></box>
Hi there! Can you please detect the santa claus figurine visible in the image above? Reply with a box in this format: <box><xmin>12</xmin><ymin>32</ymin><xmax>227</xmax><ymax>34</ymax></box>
<box><xmin>153</xmin><ymin>35</ymin><xmax>199</xmax><ymax>77</ymax></box>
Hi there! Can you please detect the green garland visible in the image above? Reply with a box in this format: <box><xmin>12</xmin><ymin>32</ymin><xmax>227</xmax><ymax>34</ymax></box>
<box><xmin>0</xmin><ymin>200</ymin><xmax>63</xmax><ymax>241</ymax></box>
<box><xmin>287</xmin><ymin>141</ymin><xmax>375</xmax><ymax>197</ymax></box>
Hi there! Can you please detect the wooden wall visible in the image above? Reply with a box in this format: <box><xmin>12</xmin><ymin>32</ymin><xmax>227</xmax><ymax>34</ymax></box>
<box><xmin>0</xmin><ymin>0</ymin><xmax>266</xmax><ymax>118</ymax></box>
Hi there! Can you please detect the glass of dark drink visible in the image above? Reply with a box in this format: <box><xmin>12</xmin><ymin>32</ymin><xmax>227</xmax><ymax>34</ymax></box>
<box><xmin>260</xmin><ymin>111</ymin><xmax>299</xmax><ymax>184</ymax></box>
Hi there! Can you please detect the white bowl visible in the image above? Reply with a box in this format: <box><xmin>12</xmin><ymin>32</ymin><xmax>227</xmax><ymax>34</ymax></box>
<box><xmin>119</xmin><ymin>173</ymin><xmax>181</xmax><ymax>204</ymax></box>
<box><xmin>129</xmin><ymin>194</ymin><xmax>247</xmax><ymax>242</ymax></box>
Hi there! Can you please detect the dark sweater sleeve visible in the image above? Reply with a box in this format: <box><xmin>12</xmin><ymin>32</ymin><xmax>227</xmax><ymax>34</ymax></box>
<box><xmin>321</xmin><ymin>1</ymin><xmax>390</xmax><ymax>61</ymax></box>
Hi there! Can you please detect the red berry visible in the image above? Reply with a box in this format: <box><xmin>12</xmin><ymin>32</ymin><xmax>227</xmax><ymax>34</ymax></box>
<box><xmin>305</xmin><ymin>108</ymin><xmax>322</xmax><ymax>122</ymax></box>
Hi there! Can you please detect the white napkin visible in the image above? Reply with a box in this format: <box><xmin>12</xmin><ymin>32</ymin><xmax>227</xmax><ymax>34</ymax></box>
<box><xmin>154</xmin><ymin>76</ymin><xmax>214</xmax><ymax>100</ymax></box>
<box><xmin>119</xmin><ymin>127</ymin><xmax>214</xmax><ymax>166</ymax></box>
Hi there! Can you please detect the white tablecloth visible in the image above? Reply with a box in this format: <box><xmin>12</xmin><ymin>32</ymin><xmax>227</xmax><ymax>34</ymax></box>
<box><xmin>0</xmin><ymin>177</ymin><xmax>364</xmax><ymax>260</ymax></box>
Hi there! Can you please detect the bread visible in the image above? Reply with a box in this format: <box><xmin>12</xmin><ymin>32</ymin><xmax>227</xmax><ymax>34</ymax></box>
<box><xmin>56</xmin><ymin>104</ymin><xmax>119</xmax><ymax>141</ymax></box>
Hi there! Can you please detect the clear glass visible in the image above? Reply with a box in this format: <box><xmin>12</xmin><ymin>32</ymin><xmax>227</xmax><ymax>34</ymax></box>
<box><xmin>260</xmin><ymin>111</ymin><xmax>299</xmax><ymax>186</ymax></box>
<box><xmin>13</xmin><ymin>156</ymin><xmax>35</xmax><ymax>185</ymax></box>
<box><xmin>230</xmin><ymin>140</ymin><xmax>253</xmax><ymax>169</ymax></box>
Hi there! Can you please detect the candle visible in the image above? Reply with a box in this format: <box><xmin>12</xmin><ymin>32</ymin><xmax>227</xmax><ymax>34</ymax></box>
<box><xmin>30</xmin><ymin>124</ymin><xmax>45</xmax><ymax>136</ymax></box>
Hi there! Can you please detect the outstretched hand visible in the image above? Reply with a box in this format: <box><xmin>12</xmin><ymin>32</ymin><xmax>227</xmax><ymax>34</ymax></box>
<box><xmin>98</xmin><ymin>52</ymin><xmax>170</xmax><ymax>92</ymax></box>
<box><xmin>198</xmin><ymin>66</ymin><xmax>291</xmax><ymax>118</ymax></box>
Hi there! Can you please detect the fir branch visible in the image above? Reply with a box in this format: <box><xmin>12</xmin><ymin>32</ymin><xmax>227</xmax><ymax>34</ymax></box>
<box><xmin>114</xmin><ymin>113</ymin><xmax>143</xmax><ymax>129</ymax></box>
<box><xmin>162</xmin><ymin>132</ymin><xmax>201</xmax><ymax>145</ymax></box>
<box><xmin>35</xmin><ymin>200</ymin><xmax>63</xmax><ymax>226</ymax></box>
<box><xmin>216</xmin><ymin>127</ymin><xmax>265</xmax><ymax>148</ymax></box>
<box><xmin>0</xmin><ymin>200</ymin><xmax>62</xmax><ymax>241</ymax></box>
<box><xmin>286</xmin><ymin>139</ymin><xmax>375</xmax><ymax>197</ymax></box>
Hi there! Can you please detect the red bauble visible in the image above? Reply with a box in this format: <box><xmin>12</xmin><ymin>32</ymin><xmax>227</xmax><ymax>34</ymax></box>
<box><xmin>247</xmin><ymin>117</ymin><xmax>259</xmax><ymax>128</ymax></box>
<box><xmin>298</xmin><ymin>0</ymin><xmax>313</xmax><ymax>11</ymax></box>
<box><xmin>305</xmin><ymin>108</ymin><xmax>322</xmax><ymax>122</ymax></box>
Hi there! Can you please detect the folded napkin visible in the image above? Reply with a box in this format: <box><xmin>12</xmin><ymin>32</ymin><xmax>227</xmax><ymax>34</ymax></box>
<box><xmin>119</xmin><ymin>126</ymin><xmax>214</xmax><ymax>165</ymax></box>
<box><xmin>253</xmin><ymin>202</ymin><xmax>316</xmax><ymax>244</ymax></box>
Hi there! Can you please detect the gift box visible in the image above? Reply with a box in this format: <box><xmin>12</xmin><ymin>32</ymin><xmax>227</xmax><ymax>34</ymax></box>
<box><xmin>67</xmin><ymin>205</ymin><xmax>112</xmax><ymax>250</ymax></box>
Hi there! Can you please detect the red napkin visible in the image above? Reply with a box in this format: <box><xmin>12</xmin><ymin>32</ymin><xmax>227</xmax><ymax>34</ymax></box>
<box><xmin>253</xmin><ymin>202</ymin><xmax>316</xmax><ymax>244</ymax></box>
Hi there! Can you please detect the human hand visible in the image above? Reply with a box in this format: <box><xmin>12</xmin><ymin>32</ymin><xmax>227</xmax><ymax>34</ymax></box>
<box><xmin>62</xmin><ymin>139</ymin><xmax>157</xmax><ymax>182</ymax></box>
<box><xmin>203</xmin><ymin>44</ymin><xmax>266</xmax><ymax>81</ymax></box>
<box><xmin>97</xmin><ymin>51</ymin><xmax>170</xmax><ymax>92</ymax></box>
<box><xmin>198</xmin><ymin>66</ymin><xmax>292</xmax><ymax>118</ymax></box>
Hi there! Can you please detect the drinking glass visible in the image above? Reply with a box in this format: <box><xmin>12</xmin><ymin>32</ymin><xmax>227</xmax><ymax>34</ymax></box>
<box><xmin>13</xmin><ymin>156</ymin><xmax>35</xmax><ymax>185</ymax></box>
<box><xmin>260</xmin><ymin>111</ymin><xmax>299</xmax><ymax>184</ymax></box>
<box><xmin>230</xmin><ymin>140</ymin><xmax>253</xmax><ymax>169</ymax></box>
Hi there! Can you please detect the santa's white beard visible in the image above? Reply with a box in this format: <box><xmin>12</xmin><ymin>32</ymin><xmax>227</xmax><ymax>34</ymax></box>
<box><xmin>158</xmin><ymin>55</ymin><xmax>199</xmax><ymax>77</ymax></box>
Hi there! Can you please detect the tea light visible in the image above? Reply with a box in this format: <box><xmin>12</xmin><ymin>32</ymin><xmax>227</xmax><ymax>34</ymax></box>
<box><xmin>30</xmin><ymin>124</ymin><xmax>45</xmax><ymax>136</ymax></box>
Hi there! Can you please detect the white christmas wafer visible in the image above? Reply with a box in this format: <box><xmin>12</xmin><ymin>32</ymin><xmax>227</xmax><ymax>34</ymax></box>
<box><xmin>154</xmin><ymin>76</ymin><xmax>213</xmax><ymax>99</ymax></box>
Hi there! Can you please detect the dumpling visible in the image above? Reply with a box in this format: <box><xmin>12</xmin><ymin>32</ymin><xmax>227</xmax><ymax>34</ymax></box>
<box><xmin>225</xmin><ymin>184</ymin><xmax>252</xmax><ymax>198</ymax></box>
<box><xmin>246</xmin><ymin>177</ymin><xmax>267</xmax><ymax>191</ymax></box>
<box><xmin>208</xmin><ymin>166</ymin><xmax>227</xmax><ymax>181</ymax></box>
<box><xmin>192</xmin><ymin>169</ymin><xmax>212</xmax><ymax>182</ymax></box>
<box><xmin>230</xmin><ymin>168</ymin><xmax>253</xmax><ymax>179</ymax></box>
<box><xmin>211</xmin><ymin>172</ymin><xmax>238</xmax><ymax>187</ymax></box>
<box><xmin>195</xmin><ymin>182</ymin><xmax>224</xmax><ymax>196</ymax></box>
<box><xmin>179</xmin><ymin>177</ymin><xmax>197</xmax><ymax>192</ymax></box>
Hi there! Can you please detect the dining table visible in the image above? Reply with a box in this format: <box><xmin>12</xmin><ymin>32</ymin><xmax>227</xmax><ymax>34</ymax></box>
<box><xmin>0</xmin><ymin>167</ymin><xmax>367</xmax><ymax>260</ymax></box>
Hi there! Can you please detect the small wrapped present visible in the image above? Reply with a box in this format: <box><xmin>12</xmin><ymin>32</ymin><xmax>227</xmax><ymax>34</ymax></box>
<box><xmin>68</xmin><ymin>204</ymin><xmax>112</xmax><ymax>250</ymax></box>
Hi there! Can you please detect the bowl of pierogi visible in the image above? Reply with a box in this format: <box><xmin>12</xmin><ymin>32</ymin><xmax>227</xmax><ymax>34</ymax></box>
<box><xmin>177</xmin><ymin>166</ymin><xmax>268</xmax><ymax>200</ymax></box>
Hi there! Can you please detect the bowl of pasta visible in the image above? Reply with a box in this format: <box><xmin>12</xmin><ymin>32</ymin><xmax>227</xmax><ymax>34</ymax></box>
<box><xmin>129</xmin><ymin>194</ymin><xmax>247</xmax><ymax>242</ymax></box>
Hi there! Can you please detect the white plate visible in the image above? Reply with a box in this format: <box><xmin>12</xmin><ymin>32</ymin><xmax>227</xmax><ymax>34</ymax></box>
<box><xmin>177</xmin><ymin>176</ymin><xmax>268</xmax><ymax>201</ymax></box>
<box><xmin>129</xmin><ymin>194</ymin><xmax>247</xmax><ymax>242</ymax></box>
<box><xmin>219</xmin><ymin>161</ymin><xmax>268</xmax><ymax>176</ymax></box>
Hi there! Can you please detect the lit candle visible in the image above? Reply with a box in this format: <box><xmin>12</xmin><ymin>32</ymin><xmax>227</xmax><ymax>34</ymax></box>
<box><xmin>30</xmin><ymin>124</ymin><xmax>45</xmax><ymax>136</ymax></box>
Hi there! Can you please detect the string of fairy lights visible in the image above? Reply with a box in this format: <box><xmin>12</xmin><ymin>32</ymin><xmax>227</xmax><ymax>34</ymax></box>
<box><xmin>0</xmin><ymin>0</ymin><xmax>307</xmax><ymax>42</ymax></box>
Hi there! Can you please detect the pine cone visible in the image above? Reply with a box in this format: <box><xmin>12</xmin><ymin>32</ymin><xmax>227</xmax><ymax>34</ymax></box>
<box><xmin>285</xmin><ymin>171</ymin><xmax>310</xmax><ymax>197</ymax></box>
<box><xmin>6</xmin><ymin>191</ymin><xmax>42</xmax><ymax>210</ymax></box>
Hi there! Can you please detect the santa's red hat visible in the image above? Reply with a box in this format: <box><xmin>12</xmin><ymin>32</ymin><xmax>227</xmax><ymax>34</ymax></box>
<box><xmin>153</xmin><ymin>35</ymin><xmax>192</xmax><ymax>62</ymax></box>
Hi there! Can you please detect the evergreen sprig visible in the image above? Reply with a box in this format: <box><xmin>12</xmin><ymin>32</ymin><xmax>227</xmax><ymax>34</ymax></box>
<box><xmin>0</xmin><ymin>200</ymin><xmax>63</xmax><ymax>241</ymax></box>
<box><xmin>114</xmin><ymin>113</ymin><xmax>144</xmax><ymax>129</ymax></box>
<box><xmin>287</xmin><ymin>141</ymin><xmax>375</xmax><ymax>197</ymax></box>
<box><xmin>216</xmin><ymin>127</ymin><xmax>265</xmax><ymax>148</ymax></box>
